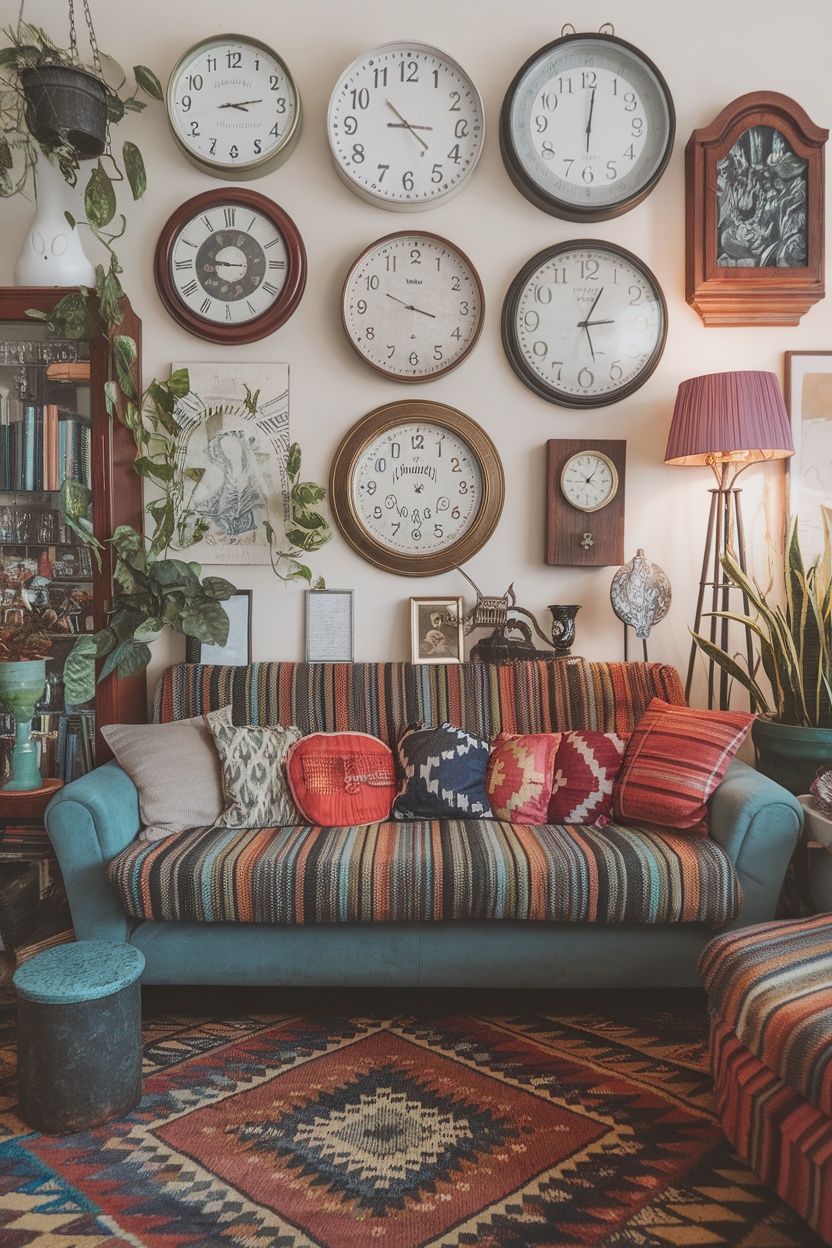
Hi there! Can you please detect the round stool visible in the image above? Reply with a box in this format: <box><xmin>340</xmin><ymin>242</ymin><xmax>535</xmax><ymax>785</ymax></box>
<box><xmin>13</xmin><ymin>940</ymin><xmax>145</xmax><ymax>1134</ymax></box>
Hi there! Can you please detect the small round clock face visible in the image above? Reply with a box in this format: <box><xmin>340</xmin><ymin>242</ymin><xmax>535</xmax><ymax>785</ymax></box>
<box><xmin>330</xmin><ymin>401</ymin><xmax>504</xmax><ymax>575</ymax></box>
<box><xmin>154</xmin><ymin>189</ymin><xmax>306</xmax><ymax>344</ymax></box>
<box><xmin>327</xmin><ymin>42</ymin><xmax>485</xmax><ymax>210</ymax></box>
<box><xmin>341</xmin><ymin>232</ymin><xmax>485</xmax><ymax>381</ymax></box>
<box><xmin>500</xmin><ymin>33</ymin><xmax>674</xmax><ymax>220</ymax></box>
<box><xmin>166</xmin><ymin>34</ymin><xmax>301</xmax><ymax>177</ymax></box>
<box><xmin>560</xmin><ymin>451</ymin><xmax>619</xmax><ymax>512</ymax></box>
<box><xmin>501</xmin><ymin>240</ymin><xmax>667</xmax><ymax>408</ymax></box>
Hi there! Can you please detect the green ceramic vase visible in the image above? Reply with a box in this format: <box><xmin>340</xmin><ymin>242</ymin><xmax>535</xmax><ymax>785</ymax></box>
<box><xmin>751</xmin><ymin>717</ymin><xmax>832</xmax><ymax>796</ymax></box>
<box><xmin>0</xmin><ymin>659</ymin><xmax>46</xmax><ymax>791</ymax></box>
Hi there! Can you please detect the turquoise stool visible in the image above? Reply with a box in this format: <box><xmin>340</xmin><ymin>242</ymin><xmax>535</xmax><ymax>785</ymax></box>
<box><xmin>13</xmin><ymin>940</ymin><xmax>145</xmax><ymax>1134</ymax></box>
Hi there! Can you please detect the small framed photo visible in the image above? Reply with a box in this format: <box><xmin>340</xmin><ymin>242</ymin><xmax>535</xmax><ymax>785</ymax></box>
<box><xmin>410</xmin><ymin>596</ymin><xmax>464</xmax><ymax>665</ymax></box>
<box><xmin>306</xmin><ymin>589</ymin><xmax>354</xmax><ymax>662</ymax></box>
<box><xmin>785</xmin><ymin>350</ymin><xmax>832</xmax><ymax>563</ymax></box>
<box><xmin>185</xmin><ymin>589</ymin><xmax>252</xmax><ymax>665</ymax></box>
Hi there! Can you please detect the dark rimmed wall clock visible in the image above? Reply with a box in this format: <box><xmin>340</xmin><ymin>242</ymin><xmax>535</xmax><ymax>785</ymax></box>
<box><xmin>153</xmin><ymin>188</ymin><xmax>306</xmax><ymax>344</ymax></box>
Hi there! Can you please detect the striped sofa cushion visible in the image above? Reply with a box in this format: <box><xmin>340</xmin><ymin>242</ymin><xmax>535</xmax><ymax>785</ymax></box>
<box><xmin>153</xmin><ymin>660</ymin><xmax>686</xmax><ymax>745</ymax></box>
<box><xmin>108</xmin><ymin>818</ymin><xmax>740</xmax><ymax>926</ymax></box>
<box><xmin>699</xmin><ymin>915</ymin><xmax>832</xmax><ymax>1117</ymax></box>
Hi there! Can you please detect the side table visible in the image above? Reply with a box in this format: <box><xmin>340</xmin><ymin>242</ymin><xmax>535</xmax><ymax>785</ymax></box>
<box><xmin>797</xmin><ymin>794</ymin><xmax>832</xmax><ymax>912</ymax></box>
<box><xmin>0</xmin><ymin>780</ymin><xmax>72</xmax><ymax>978</ymax></box>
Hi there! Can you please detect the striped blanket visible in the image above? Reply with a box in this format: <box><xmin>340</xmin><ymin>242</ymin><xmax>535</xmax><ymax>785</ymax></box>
<box><xmin>108</xmin><ymin>818</ymin><xmax>740</xmax><ymax>926</ymax></box>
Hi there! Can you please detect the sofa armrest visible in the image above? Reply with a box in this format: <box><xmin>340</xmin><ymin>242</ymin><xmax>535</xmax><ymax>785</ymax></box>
<box><xmin>708</xmin><ymin>757</ymin><xmax>803</xmax><ymax>924</ymax></box>
<box><xmin>45</xmin><ymin>760</ymin><xmax>141</xmax><ymax>943</ymax></box>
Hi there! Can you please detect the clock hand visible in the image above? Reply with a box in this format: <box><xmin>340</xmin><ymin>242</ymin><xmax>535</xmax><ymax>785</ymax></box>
<box><xmin>385</xmin><ymin>293</ymin><xmax>436</xmax><ymax>318</ymax></box>
<box><xmin>578</xmin><ymin>318</ymin><xmax>615</xmax><ymax>327</ymax></box>
<box><xmin>387</xmin><ymin>123</ymin><xmax>434</xmax><ymax>131</ymax></box>
<box><xmin>582</xmin><ymin>324</ymin><xmax>596</xmax><ymax>362</ymax></box>
<box><xmin>213</xmin><ymin>260</ymin><xmax>247</xmax><ymax>269</ymax></box>
<box><xmin>585</xmin><ymin>87</ymin><xmax>596</xmax><ymax>152</ymax></box>
<box><xmin>385</xmin><ymin>100</ymin><xmax>429</xmax><ymax>151</ymax></box>
<box><xmin>218</xmin><ymin>100</ymin><xmax>264</xmax><ymax>111</ymax></box>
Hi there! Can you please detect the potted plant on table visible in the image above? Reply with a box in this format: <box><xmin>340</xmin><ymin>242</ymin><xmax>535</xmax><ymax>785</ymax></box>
<box><xmin>0</xmin><ymin>607</ymin><xmax>53</xmax><ymax>790</ymax></box>
<box><xmin>692</xmin><ymin>518</ymin><xmax>832</xmax><ymax>795</ymax></box>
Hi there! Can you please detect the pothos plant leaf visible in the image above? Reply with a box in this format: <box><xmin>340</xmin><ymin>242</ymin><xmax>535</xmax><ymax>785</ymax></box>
<box><xmin>84</xmin><ymin>161</ymin><xmax>117</xmax><ymax>230</ymax></box>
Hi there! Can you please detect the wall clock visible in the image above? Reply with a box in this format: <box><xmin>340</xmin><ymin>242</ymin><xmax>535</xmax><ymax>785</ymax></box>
<box><xmin>546</xmin><ymin>438</ymin><xmax>626</xmax><ymax>566</ymax></box>
<box><xmin>153</xmin><ymin>188</ymin><xmax>306</xmax><ymax>344</ymax></box>
<box><xmin>326</xmin><ymin>41</ymin><xmax>485</xmax><ymax>211</ymax></box>
<box><xmin>500</xmin><ymin>27</ymin><xmax>675</xmax><ymax>221</ymax></box>
<box><xmin>329</xmin><ymin>400</ymin><xmax>504</xmax><ymax>575</ymax></box>
<box><xmin>341</xmin><ymin>232</ymin><xmax>485</xmax><ymax>381</ymax></box>
<box><xmin>501</xmin><ymin>240</ymin><xmax>667</xmax><ymax>408</ymax></box>
<box><xmin>166</xmin><ymin>34</ymin><xmax>302</xmax><ymax>178</ymax></box>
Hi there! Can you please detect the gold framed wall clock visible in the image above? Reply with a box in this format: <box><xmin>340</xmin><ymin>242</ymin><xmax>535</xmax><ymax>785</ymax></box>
<box><xmin>326</xmin><ymin>41</ymin><xmax>485</xmax><ymax>210</ymax></box>
<box><xmin>166</xmin><ymin>34</ymin><xmax>302</xmax><ymax>178</ymax></box>
<box><xmin>341</xmin><ymin>232</ymin><xmax>485</xmax><ymax>381</ymax></box>
<box><xmin>546</xmin><ymin>438</ymin><xmax>626</xmax><ymax>566</ymax></box>
<box><xmin>329</xmin><ymin>400</ymin><xmax>504</xmax><ymax>575</ymax></box>
<box><xmin>501</xmin><ymin>240</ymin><xmax>667</xmax><ymax>407</ymax></box>
<box><xmin>153</xmin><ymin>188</ymin><xmax>306</xmax><ymax>344</ymax></box>
<box><xmin>500</xmin><ymin>27</ymin><xmax>674</xmax><ymax>221</ymax></box>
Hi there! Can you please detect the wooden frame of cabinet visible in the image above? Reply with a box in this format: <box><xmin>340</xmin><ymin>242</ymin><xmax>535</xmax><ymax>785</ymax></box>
<box><xmin>685</xmin><ymin>91</ymin><xmax>827</xmax><ymax>326</ymax></box>
<box><xmin>0</xmin><ymin>287</ymin><xmax>146</xmax><ymax>765</ymax></box>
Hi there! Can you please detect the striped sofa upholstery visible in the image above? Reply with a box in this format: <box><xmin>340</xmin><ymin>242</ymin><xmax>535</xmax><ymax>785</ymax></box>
<box><xmin>699</xmin><ymin>916</ymin><xmax>832</xmax><ymax>1243</ymax></box>
<box><xmin>106</xmin><ymin>659</ymin><xmax>741</xmax><ymax>929</ymax></box>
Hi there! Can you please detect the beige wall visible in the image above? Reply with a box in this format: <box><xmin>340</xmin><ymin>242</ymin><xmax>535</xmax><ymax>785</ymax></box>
<box><xmin>3</xmin><ymin>0</ymin><xmax>828</xmax><ymax>705</ymax></box>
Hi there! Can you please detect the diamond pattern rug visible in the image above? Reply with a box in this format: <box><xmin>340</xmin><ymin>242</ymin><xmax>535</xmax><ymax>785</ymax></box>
<box><xmin>0</xmin><ymin>990</ymin><xmax>823</xmax><ymax>1247</ymax></box>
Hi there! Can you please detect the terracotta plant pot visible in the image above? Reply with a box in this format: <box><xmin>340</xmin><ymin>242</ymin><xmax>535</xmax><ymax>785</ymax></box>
<box><xmin>22</xmin><ymin>64</ymin><xmax>107</xmax><ymax>159</ymax></box>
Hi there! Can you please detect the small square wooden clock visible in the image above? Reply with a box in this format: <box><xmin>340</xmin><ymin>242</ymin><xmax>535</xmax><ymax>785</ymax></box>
<box><xmin>545</xmin><ymin>439</ymin><xmax>626</xmax><ymax>567</ymax></box>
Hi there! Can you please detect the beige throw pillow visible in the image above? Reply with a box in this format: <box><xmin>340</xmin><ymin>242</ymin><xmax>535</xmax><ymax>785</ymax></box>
<box><xmin>205</xmin><ymin>705</ymin><xmax>302</xmax><ymax>829</ymax></box>
<box><xmin>102</xmin><ymin>717</ymin><xmax>225</xmax><ymax>841</ymax></box>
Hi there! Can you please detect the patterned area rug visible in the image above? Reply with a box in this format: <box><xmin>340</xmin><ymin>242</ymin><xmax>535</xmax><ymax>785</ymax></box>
<box><xmin>0</xmin><ymin>987</ymin><xmax>823</xmax><ymax>1247</ymax></box>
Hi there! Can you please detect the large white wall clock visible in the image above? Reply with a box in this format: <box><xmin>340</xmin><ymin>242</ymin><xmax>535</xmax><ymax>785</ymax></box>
<box><xmin>326</xmin><ymin>42</ymin><xmax>485</xmax><ymax>210</ymax></box>
<box><xmin>329</xmin><ymin>400</ymin><xmax>504</xmax><ymax>575</ymax></box>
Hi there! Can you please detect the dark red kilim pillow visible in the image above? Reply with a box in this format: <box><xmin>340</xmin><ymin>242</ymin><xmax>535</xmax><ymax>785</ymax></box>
<box><xmin>547</xmin><ymin>731</ymin><xmax>628</xmax><ymax>826</ymax></box>
<box><xmin>612</xmin><ymin>699</ymin><xmax>754</xmax><ymax>834</ymax></box>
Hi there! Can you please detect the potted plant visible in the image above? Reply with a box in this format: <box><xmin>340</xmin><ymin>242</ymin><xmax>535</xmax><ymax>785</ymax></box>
<box><xmin>693</xmin><ymin>519</ymin><xmax>832</xmax><ymax>794</ymax></box>
<box><xmin>0</xmin><ymin>607</ymin><xmax>53</xmax><ymax>790</ymax></box>
<box><xmin>0</xmin><ymin>17</ymin><xmax>161</xmax><ymax>285</ymax></box>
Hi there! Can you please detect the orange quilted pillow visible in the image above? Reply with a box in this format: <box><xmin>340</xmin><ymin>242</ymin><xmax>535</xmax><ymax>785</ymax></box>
<box><xmin>286</xmin><ymin>732</ymin><xmax>397</xmax><ymax>825</ymax></box>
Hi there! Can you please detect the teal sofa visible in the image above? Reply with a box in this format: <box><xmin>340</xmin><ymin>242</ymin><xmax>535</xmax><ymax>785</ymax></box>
<box><xmin>44</xmin><ymin>659</ymin><xmax>803</xmax><ymax>989</ymax></box>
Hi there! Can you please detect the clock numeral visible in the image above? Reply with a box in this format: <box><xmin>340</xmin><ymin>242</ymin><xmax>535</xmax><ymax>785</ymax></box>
<box><xmin>431</xmin><ymin>162</ymin><xmax>443</xmax><ymax>183</ymax></box>
<box><xmin>263</xmin><ymin>282</ymin><xmax>280</xmax><ymax>296</ymax></box>
<box><xmin>433</xmin><ymin>345</ymin><xmax>443</xmax><ymax>361</ymax></box>
<box><xmin>269</xmin><ymin>74</ymin><xmax>281</xmax><ymax>90</ymax></box>
<box><xmin>558</xmin><ymin>76</ymin><xmax>574</xmax><ymax>94</ymax></box>
<box><xmin>199</xmin><ymin>297</ymin><xmax>212</xmax><ymax>315</ymax></box>
<box><xmin>386</xmin><ymin>345</ymin><xmax>395</xmax><ymax>359</ymax></box>
<box><xmin>450</xmin><ymin>457</ymin><xmax>461</xmax><ymax>473</ymax></box>
<box><xmin>535</xmin><ymin>115</ymin><xmax>548</xmax><ymax>134</ymax></box>
<box><xmin>180</xmin><ymin>94</ymin><xmax>192</xmax><ymax>113</ymax></box>
<box><xmin>352</xmin><ymin>143</ymin><xmax>365</xmax><ymax>164</ymax></box>
<box><xmin>200</xmin><ymin>215</ymin><xmax>213</xmax><ymax>232</ymax></box>
<box><xmin>402</xmin><ymin>171</ymin><xmax>414</xmax><ymax>191</ymax></box>
<box><xmin>264</xmin><ymin>237</ymin><xmax>283</xmax><ymax>249</ymax></box>
<box><xmin>577</xmin><ymin>367</ymin><xmax>595</xmax><ymax>389</ymax></box>
<box><xmin>523</xmin><ymin>310</ymin><xmax>539</xmax><ymax>331</ymax></box>
<box><xmin>349</xmin><ymin>87</ymin><xmax>370</xmax><ymax>110</ymax></box>
<box><xmin>446</xmin><ymin>144</ymin><xmax>461</xmax><ymax>164</ymax></box>
<box><xmin>365</xmin><ymin>480</ymin><xmax>377</xmax><ymax>495</ymax></box>
<box><xmin>631</xmin><ymin>117</ymin><xmax>644</xmax><ymax>136</ymax></box>
<box><xmin>434</xmin><ymin>525</ymin><xmax>443</xmax><ymax>538</ymax></box>
<box><xmin>375</xmin><ymin>458</ymin><xmax>387</xmax><ymax>473</ymax></box>
<box><xmin>174</xmin><ymin>259</ymin><xmax>193</xmax><ymax>271</ymax></box>
<box><xmin>539</xmin><ymin>91</ymin><xmax>558</xmax><ymax>111</ymax></box>
<box><xmin>206</xmin><ymin>56</ymin><xmax>217</xmax><ymax>72</ymax></box>
<box><xmin>356</xmin><ymin>299</ymin><xmax>367</xmax><ymax>314</ymax></box>
<box><xmin>448</xmin><ymin>90</ymin><xmax>461</xmax><ymax>112</ymax></box>
<box><xmin>411</xmin><ymin>435</ymin><xmax>424</xmax><ymax>450</ymax></box>
<box><xmin>451</xmin><ymin>276</ymin><xmax>461</xmax><ymax>291</ymax></box>
<box><xmin>532</xmin><ymin>341</ymin><xmax>548</xmax><ymax>358</ymax></box>
<box><xmin>268</xmin><ymin>259</ymin><xmax>286</xmax><ymax>270</ymax></box>
<box><xmin>622</xmin><ymin>91</ymin><xmax>638</xmax><ymax>112</ymax></box>
<box><xmin>224</xmin><ymin>208</ymin><xmax>236</xmax><ymax>227</ymax></box>
<box><xmin>275</xmin><ymin>98</ymin><xmax>286</xmax><ymax>114</ymax></box>
<box><xmin>372</xmin><ymin>67</ymin><xmax>387</xmax><ymax>88</ymax></box>
<box><xmin>209</xmin><ymin>138</ymin><xmax>217</xmax><ymax>155</ymax></box>
<box><xmin>180</xmin><ymin>279</ymin><xmax>198</xmax><ymax>297</ymax></box>
<box><xmin>623</xmin><ymin>144</ymin><xmax>636</xmax><ymax>161</ymax></box>
<box><xmin>225</xmin><ymin>306</ymin><xmax>233</xmax><ymax>321</ymax></box>
<box><xmin>246</xmin><ymin>300</ymin><xmax>257</xmax><ymax>315</ymax></box>
<box><xmin>187</xmin><ymin>73</ymin><xmax>203</xmax><ymax>91</ymax></box>
<box><xmin>400</xmin><ymin>60</ymin><xmax>418</xmax><ymax>83</ymax></box>
<box><xmin>610</xmin><ymin>361</ymin><xmax>623</xmax><ymax>381</ymax></box>
<box><xmin>450</xmin><ymin>327</ymin><xmax>462</xmax><ymax>340</ymax></box>
<box><xmin>582</xmin><ymin>71</ymin><xmax>597</xmax><ymax>90</ymax></box>
<box><xmin>386</xmin><ymin>255</ymin><xmax>398</xmax><ymax>272</ymax></box>
<box><xmin>229</xmin><ymin>145</ymin><xmax>239</xmax><ymax>160</ymax></box>
<box><xmin>534</xmin><ymin>285</ymin><xmax>553</xmax><ymax>304</ymax></box>
<box><xmin>343</xmin><ymin>115</ymin><xmax>358</xmax><ymax>135</ymax></box>
<box><xmin>377</xmin><ymin>163</ymin><xmax>389</xmax><ymax>183</ymax></box>
<box><xmin>366</xmin><ymin>275</ymin><xmax>380</xmax><ymax>290</ymax></box>
<box><xmin>226</xmin><ymin>51</ymin><xmax>242</xmax><ymax>69</ymax></box>
<box><xmin>180</xmin><ymin>237</ymin><xmax>198</xmax><ymax>249</ymax></box>
<box><xmin>579</xmin><ymin>259</ymin><xmax>600</xmax><ymax>279</ymax></box>
<box><xmin>454</xmin><ymin>119</ymin><xmax>469</xmax><ymax>138</ymax></box>
<box><xmin>189</xmin><ymin>122</ymin><xmax>200</xmax><ymax>137</ymax></box>
<box><xmin>606</xmin><ymin>161</ymin><xmax>617</xmax><ymax>181</ymax></box>
<box><xmin>629</xmin><ymin>285</ymin><xmax>643</xmax><ymax>304</ymax></box>
<box><xmin>254</xmin><ymin>140</ymin><xmax>262</xmax><ymax>155</ymax></box>
<box><xmin>365</xmin><ymin>327</ymin><xmax>375</xmax><ymax>340</ymax></box>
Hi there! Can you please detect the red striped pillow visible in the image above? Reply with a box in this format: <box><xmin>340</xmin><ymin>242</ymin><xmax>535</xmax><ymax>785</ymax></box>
<box><xmin>612</xmin><ymin>699</ymin><xmax>754</xmax><ymax>833</ymax></box>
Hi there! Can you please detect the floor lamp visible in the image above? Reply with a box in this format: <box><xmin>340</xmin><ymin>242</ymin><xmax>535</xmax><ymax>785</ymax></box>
<box><xmin>664</xmin><ymin>371</ymin><xmax>794</xmax><ymax>710</ymax></box>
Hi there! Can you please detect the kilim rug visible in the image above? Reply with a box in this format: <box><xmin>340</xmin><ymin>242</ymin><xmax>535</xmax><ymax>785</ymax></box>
<box><xmin>0</xmin><ymin>986</ymin><xmax>823</xmax><ymax>1247</ymax></box>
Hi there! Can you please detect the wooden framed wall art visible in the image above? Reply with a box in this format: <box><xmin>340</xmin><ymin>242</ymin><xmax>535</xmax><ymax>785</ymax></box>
<box><xmin>685</xmin><ymin>92</ymin><xmax>827</xmax><ymax>325</ymax></box>
<box><xmin>785</xmin><ymin>351</ymin><xmax>832</xmax><ymax>563</ymax></box>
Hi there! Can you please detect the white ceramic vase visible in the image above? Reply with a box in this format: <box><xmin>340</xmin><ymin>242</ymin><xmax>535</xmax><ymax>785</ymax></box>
<box><xmin>14</xmin><ymin>156</ymin><xmax>96</xmax><ymax>287</ymax></box>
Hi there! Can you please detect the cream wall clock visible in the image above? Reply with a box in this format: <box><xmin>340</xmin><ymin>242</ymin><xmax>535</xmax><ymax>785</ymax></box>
<box><xmin>330</xmin><ymin>400</ymin><xmax>504</xmax><ymax>575</ymax></box>
<box><xmin>341</xmin><ymin>232</ymin><xmax>485</xmax><ymax>380</ymax></box>
<box><xmin>327</xmin><ymin>41</ymin><xmax>485</xmax><ymax>210</ymax></box>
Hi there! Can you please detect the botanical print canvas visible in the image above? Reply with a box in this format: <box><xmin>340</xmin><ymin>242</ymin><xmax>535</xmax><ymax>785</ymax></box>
<box><xmin>716</xmin><ymin>126</ymin><xmax>807</xmax><ymax>268</ymax></box>
<box><xmin>171</xmin><ymin>361</ymin><xmax>290</xmax><ymax>564</ymax></box>
<box><xmin>788</xmin><ymin>355</ymin><xmax>832</xmax><ymax>564</ymax></box>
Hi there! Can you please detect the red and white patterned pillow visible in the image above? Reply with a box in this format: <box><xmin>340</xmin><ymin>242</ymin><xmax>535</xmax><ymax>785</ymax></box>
<box><xmin>547</xmin><ymin>731</ymin><xmax>628</xmax><ymax>826</ymax></box>
<box><xmin>486</xmin><ymin>733</ymin><xmax>562</xmax><ymax>823</ymax></box>
<box><xmin>612</xmin><ymin>699</ymin><xmax>754</xmax><ymax>833</ymax></box>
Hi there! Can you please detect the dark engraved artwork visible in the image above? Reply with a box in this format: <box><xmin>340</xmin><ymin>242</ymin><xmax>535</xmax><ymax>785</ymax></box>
<box><xmin>717</xmin><ymin>126</ymin><xmax>808</xmax><ymax>267</ymax></box>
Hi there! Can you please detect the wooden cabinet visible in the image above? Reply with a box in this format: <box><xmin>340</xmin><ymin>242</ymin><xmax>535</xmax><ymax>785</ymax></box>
<box><xmin>0</xmin><ymin>287</ymin><xmax>145</xmax><ymax>781</ymax></box>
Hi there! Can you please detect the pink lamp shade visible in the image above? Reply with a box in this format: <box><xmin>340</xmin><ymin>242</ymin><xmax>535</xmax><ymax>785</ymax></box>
<box><xmin>664</xmin><ymin>370</ymin><xmax>794</xmax><ymax>467</ymax></box>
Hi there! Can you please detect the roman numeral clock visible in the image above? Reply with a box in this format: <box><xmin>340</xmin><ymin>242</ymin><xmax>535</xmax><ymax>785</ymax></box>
<box><xmin>153</xmin><ymin>188</ymin><xmax>306</xmax><ymax>344</ymax></box>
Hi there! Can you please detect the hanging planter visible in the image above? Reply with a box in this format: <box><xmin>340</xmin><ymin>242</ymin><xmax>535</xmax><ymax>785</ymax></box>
<box><xmin>21</xmin><ymin>62</ymin><xmax>107</xmax><ymax>158</ymax></box>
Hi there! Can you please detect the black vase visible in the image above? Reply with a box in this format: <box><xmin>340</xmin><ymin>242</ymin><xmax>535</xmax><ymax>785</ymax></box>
<box><xmin>22</xmin><ymin>65</ymin><xmax>108</xmax><ymax>160</ymax></box>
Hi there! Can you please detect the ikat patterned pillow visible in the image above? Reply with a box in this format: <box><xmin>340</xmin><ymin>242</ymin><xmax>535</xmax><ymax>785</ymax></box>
<box><xmin>486</xmin><ymin>733</ymin><xmax>562</xmax><ymax>823</ymax></box>
<box><xmin>206</xmin><ymin>705</ymin><xmax>302</xmax><ymax>829</ymax></box>
<box><xmin>392</xmin><ymin>722</ymin><xmax>493</xmax><ymax>820</ymax></box>
<box><xmin>547</xmin><ymin>730</ymin><xmax>629</xmax><ymax>826</ymax></box>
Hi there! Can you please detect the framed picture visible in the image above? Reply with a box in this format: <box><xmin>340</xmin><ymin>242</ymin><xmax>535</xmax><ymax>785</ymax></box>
<box><xmin>785</xmin><ymin>351</ymin><xmax>832</xmax><ymax>563</ymax></box>
<box><xmin>171</xmin><ymin>361</ymin><xmax>291</xmax><ymax>565</ymax></box>
<box><xmin>305</xmin><ymin>589</ymin><xmax>354</xmax><ymax>662</ymax></box>
<box><xmin>686</xmin><ymin>92</ymin><xmax>827</xmax><ymax>325</ymax></box>
<box><xmin>410</xmin><ymin>596</ymin><xmax>464</xmax><ymax>665</ymax></box>
<box><xmin>185</xmin><ymin>590</ymin><xmax>252</xmax><ymax>666</ymax></box>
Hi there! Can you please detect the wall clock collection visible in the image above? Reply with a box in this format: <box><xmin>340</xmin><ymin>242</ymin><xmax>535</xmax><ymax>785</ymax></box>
<box><xmin>155</xmin><ymin>26</ymin><xmax>809</xmax><ymax>574</ymax></box>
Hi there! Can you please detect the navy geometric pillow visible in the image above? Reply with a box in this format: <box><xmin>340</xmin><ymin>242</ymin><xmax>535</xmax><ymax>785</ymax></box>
<box><xmin>391</xmin><ymin>722</ymin><xmax>493</xmax><ymax>820</ymax></box>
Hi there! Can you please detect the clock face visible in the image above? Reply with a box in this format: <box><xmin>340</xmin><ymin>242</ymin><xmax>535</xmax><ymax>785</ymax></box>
<box><xmin>500</xmin><ymin>33</ymin><xmax>675</xmax><ymax>220</ymax></box>
<box><xmin>154</xmin><ymin>189</ymin><xmax>306</xmax><ymax>344</ymax></box>
<box><xmin>330</xmin><ymin>401</ymin><xmax>504</xmax><ymax>575</ymax></box>
<box><xmin>166</xmin><ymin>34</ymin><xmax>301</xmax><ymax>177</ymax></box>
<box><xmin>560</xmin><ymin>451</ymin><xmax>619</xmax><ymax>512</ymax></box>
<box><xmin>341</xmin><ymin>232</ymin><xmax>485</xmax><ymax>380</ymax></box>
<box><xmin>327</xmin><ymin>42</ymin><xmax>485</xmax><ymax>210</ymax></box>
<box><xmin>501</xmin><ymin>240</ymin><xmax>667</xmax><ymax>408</ymax></box>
